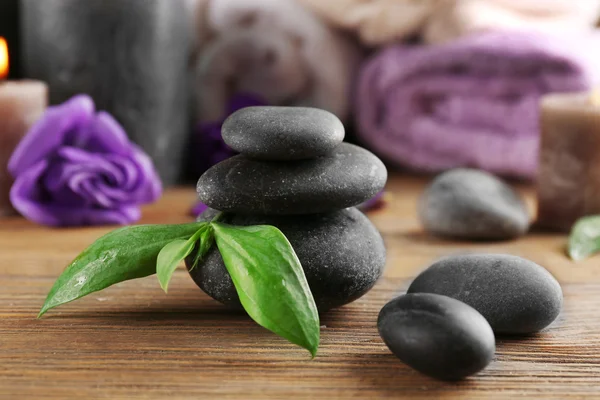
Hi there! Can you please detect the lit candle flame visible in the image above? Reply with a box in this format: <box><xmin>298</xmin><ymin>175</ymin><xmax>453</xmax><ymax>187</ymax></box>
<box><xmin>0</xmin><ymin>37</ymin><xmax>8</xmax><ymax>80</ymax></box>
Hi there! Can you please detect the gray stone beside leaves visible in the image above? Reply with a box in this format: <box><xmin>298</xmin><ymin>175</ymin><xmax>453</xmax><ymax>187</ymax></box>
<box><xmin>419</xmin><ymin>168</ymin><xmax>530</xmax><ymax>240</ymax></box>
<box><xmin>197</xmin><ymin>143</ymin><xmax>387</xmax><ymax>215</ymax></box>
<box><xmin>407</xmin><ymin>254</ymin><xmax>563</xmax><ymax>334</ymax></box>
<box><xmin>187</xmin><ymin>207</ymin><xmax>386</xmax><ymax>311</ymax></box>
<box><xmin>222</xmin><ymin>106</ymin><xmax>345</xmax><ymax>160</ymax></box>
<box><xmin>378</xmin><ymin>293</ymin><xmax>495</xmax><ymax>381</ymax></box>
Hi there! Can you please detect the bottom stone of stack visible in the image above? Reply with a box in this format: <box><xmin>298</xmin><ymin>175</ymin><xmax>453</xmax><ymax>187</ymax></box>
<box><xmin>186</xmin><ymin>207</ymin><xmax>386</xmax><ymax>312</ymax></box>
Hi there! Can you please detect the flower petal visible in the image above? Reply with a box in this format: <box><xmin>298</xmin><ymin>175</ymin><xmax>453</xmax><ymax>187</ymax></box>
<box><xmin>67</xmin><ymin>174</ymin><xmax>109</xmax><ymax>208</ymax></box>
<box><xmin>128</xmin><ymin>145</ymin><xmax>163</xmax><ymax>204</ymax></box>
<box><xmin>56</xmin><ymin>146</ymin><xmax>126</xmax><ymax>186</ymax></box>
<box><xmin>43</xmin><ymin>164</ymin><xmax>89</xmax><ymax>207</ymax></box>
<box><xmin>11</xmin><ymin>160</ymin><xmax>141</xmax><ymax>227</ymax></box>
<box><xmin>90</xmin><ymin>180</ymin><xmax>133</xmax><ymax>203</ymax></box>
<box><xmin>10</xmin><ymin>159</ymin><xmax>62</xmax><ymax>226</ymax></box>
<box><xmin>190</xmin><ymin>201</ymin><xmax>208</xmax><ymax>217</ymax></box>
<box><xmin>8</xmin><ymin>95</ymin><xmax>95</xmax><ymax>177</ymax></box>
<box><xmin>357</xmin><ymin>190</ymin><xmax>387</xmax><ymax>212</ymax></box>
<box><xmin>57</xmin><ymin>146</ymin><xmax>160</xmax><ymax>207</ymax></box>
<box><xmin>52</xmin><ymin>149</ymin><xmax>125</xmax><ymax>208</ymax></box>
<box><xmin>43</xmin><ymin>206</ymin><xmax>141</xmax><ymax>227</ymax></box>
<box><xmin>85</xmin><ymin>112</ymin><xmax>132</xmax><ymax>155</ymax></box>
<box><xmin>104</xmin><ymin>154</ymin><xmax>139</xmax><ymax>190</ymax></box>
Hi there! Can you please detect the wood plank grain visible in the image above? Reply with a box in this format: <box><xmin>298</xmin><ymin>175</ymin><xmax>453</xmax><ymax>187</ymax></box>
<box><xmin>1</xmin><ymin>174</ymin><xmax>599</xmax><ymax>399</ymax></box>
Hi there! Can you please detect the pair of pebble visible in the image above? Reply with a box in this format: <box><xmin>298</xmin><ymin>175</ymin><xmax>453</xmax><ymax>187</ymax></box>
<box><xmin>378</xmin><ymin>253</ymin><xmax>563</xmax><ymax>381</ymax></box>
<box><xmin>188</xmin><ymin>107</ymin><xmax>387</xmax><ymax>311</ymax></box>
<box><xmin>377</xmin><ymin>168</ymin><xmax>557</xmax><ymax>380</ymax></box>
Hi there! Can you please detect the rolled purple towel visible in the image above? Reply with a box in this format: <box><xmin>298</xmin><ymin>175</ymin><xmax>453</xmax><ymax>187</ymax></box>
<box><xmin>356</xmin><ymin>31</ymin><xmax>600</xmax><ymax>179</ymax></box>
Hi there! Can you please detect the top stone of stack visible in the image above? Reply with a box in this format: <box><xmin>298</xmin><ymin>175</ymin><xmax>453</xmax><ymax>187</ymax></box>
<box><xmin>222</xmin><ymin>106</ymin><xmax>345</xmax><ymax>160</ymax></box>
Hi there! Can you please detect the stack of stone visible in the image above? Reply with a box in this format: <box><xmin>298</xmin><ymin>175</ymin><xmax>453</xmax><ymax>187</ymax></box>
<box><xmin>187</xmin><ymin>106</ymin><xmax>387</xmax><ymax>311</ymax></box>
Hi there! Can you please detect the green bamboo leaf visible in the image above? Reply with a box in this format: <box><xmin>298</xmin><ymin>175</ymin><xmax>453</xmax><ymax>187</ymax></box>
<box><xmin>157</xmin><ymin>240</ymin><xmax>194</xmax><ymax>292</ymax></box>
<box><xmin>568</xmin><ymin>216</ymin><xmax>600</xmax><ymax>261</ymax></box>
<box><xmin>157</xmin><ymin>224</ymin><xmax>208</xmax><ymax>292</ymax></box>
<box><xmin>38</xmin><ymin>222</ymin><xmax>206</xmax><ymax>318</ymax></box>
<box><xmin>191</xmin><ymin>225</ymin><xmax>215</xmax><ymax>270</ymax></box>
<box><xmin>211</xmin><ymin>222</ymin><xmax>320</xmax><ymax>357</ymax></box>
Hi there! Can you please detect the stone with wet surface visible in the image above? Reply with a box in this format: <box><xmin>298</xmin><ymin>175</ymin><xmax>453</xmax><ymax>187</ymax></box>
<box><xmin>407</xmin><ymin>254</ymin><xmax>563</xmax><ymax>334</ymax></box>
<box><xmin>222</xmin><ymin>106</ymin><xmax>345</xmax><ymax>160</ymax></box>
<box><xmin>188</xmin><ymin>207</ymin><xmax>385</xmax><ymax>311</ymax></box>
<box><xmin>189</xmin><ymin>106</ymin><xmax>388</xmax><ymax>311</ymax></box>
<box><xmin>197</xmin><ymin>143</ymin><xmax>387</xmax><ymax>215</ymax></box>
<box><xmin>378</xmin><ymin>293</ymin><xmax>495</xmax><ymax>381</ymax></box>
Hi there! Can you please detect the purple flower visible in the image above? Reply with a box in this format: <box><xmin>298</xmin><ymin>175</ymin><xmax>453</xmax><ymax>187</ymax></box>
<box><xmin>8</xmin><ymin>95</ymin><xmax>162</xmax><ymax>227</ymax></box>
<box><xmin>190</xmin><ymin>201</ymin><xmax>209</xmax><ymax>218</ymax></box>
<box><xmin>358</xmin><ymin>190</ymin><xmax>388</xmax><ymax>212</ymax></box>
<box><xmin>191</xmin><ymin>93</ymin><xmax>266</xmax><ymax>175</ymax></box>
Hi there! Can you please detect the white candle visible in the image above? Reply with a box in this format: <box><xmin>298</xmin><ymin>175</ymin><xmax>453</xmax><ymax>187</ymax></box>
<box><xmin>0</xmin><ymin>37</ymin><xmax>47</xmax><ymax>216</ymax></box>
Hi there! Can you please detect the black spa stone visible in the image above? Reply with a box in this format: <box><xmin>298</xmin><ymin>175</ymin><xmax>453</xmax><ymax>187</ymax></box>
<box><xmin>186</xmin><ymin>207</ymin><xmax>386</xmax><ymax>311</ymax></box>
<box><xmin>222</xmin><ymin>106</ymin><xmax>345</xmax><ymax>160</ymax></box>
<box><xmin>378</xmin><ymin>293</ymin><xmax>495</xmax><ymax>381</ymax></box>
<box><xmin>197</xmin><ymin>143</ymin><xmax>387</xmax><ymax>215</ymax></box>
<box><xmin>407</xmin><ymin>254</ymin><xmax>563</xmax><ymax>334</ymax></box>
<box><xmin>419</xmin><ymin>168</ymin><xmax>530</xmax><ymax>240</ymax></box>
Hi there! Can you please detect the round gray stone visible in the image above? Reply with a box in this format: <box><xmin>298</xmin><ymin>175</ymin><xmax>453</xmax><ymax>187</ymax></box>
<box><xmin>419</xmin><ymin>168</ymin><xmax>530</xmax><ymax>240</ymax></box>
<box><xmin>197</xmin><ymin>143</ymin><xmax>387</xmax><ymax>215</ymax></box>
<box><xmin>222</xmin><ymin>106</ymin><xmax>345</xmax><ymax>160</ymax></box>
<box><xmin>186</xmin><ymin>207</ymin><xmax>386</xmax><ymax>311</ymax></box>
<box><xmin>378</xmin><ymin>293</ymin><xmax>495</xmax><ymax>381</ymax></box>
<box><xmin>407</xmin><ymin>254</ymin><xmax>563</xmax><ymax>334</ymax></box>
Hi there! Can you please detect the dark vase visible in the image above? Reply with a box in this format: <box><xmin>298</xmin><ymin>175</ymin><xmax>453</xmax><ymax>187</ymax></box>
<box><xmin>21</xmin><ymin>0</ymin><xmax>192</xmax><ymax>185</ymax></box>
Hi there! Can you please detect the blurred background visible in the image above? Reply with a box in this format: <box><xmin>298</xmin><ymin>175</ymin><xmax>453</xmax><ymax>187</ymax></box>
<box><xmin>2</xmin><ymin>0</ymin><xmax>600</xmax><ymax>199</ymax></box>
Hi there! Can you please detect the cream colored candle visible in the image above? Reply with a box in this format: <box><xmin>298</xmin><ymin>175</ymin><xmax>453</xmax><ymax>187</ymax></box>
<box><xmin>537</xmin><ymin>90</ymin><xmax>600</xmax><ymax>231</ymax></box>
<box><xmin>0</xmin><ymin>37</ymin><xmax>47</xmax><ymax>216</ymax></box>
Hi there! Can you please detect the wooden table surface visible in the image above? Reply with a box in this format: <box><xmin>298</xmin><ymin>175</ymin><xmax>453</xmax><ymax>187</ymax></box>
<box><xmin>1</xmin><ymin>173</ymin><xmax>599</xmax><ymax>399</ymax></box>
